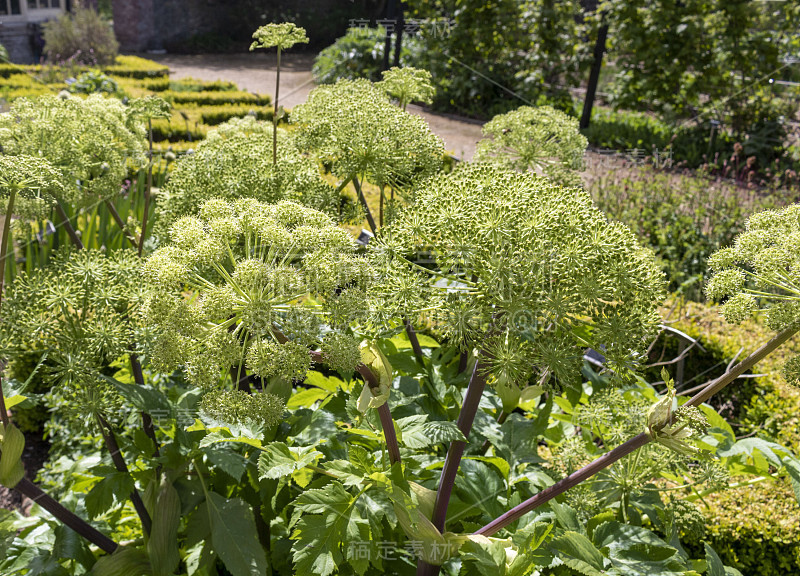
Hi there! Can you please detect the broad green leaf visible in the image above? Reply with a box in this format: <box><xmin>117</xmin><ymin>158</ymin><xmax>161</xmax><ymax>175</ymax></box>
<box><xmin>258</xmin><ymin>443</ymin><xmax>322</xmax><ymax>480</ymax></box>
<box><xmin>550</xmin><ymin>502</ymin><xmax>583</xmax><ymax>534</ymax></box>
<box><xmin>0</xmin><ymin>423</ymin><xmax>25</xmax><ymax>488</ymax></box>
<box><xmin>705</xmin><ymin>543</ymin><xmax>725</xmax><ymax>576</ymax></box>
<box><xmin>784</xmin><ymin>455</ymin><xmax>800</xmax><ymax>505</ymax></box>
<box><xmin>85</xmin><ymin>472</ymin><xmax>134</xmax><ymax>519</ymax></box>
<box><xmin>90</xmin><ymin>547</ymin><xmax>152</xmax><ymax>576</ymax></box>
<box><xmin>548</xmin><ymin>531</ymin><xmax>605</xmax><ymax>576</ymax></box>
<box><xmin>185</xmin><ymin>542</ymin><xmax>217</xmax><ymax>576</ymax></box>
<box><xmin>397</xmin><ymin>415</ymin><xmax>467</xmax><ymax>449</ymax></box>
<box><xmin>717</xmin><ymin>437</ymin><xmax>788</xmax><ymax>468</ymax></box>
<box><xmin>52</xmin><ymin>525</ymin><xmax>95</xmax><ymax>569</ymax></box>
<box><xmin>147</xmin><ymin>480</ymin><xmax>181</xmax><ymax>576</ymax></box>
<box><xmin>593</xmin><ymin>521</ymin><xmax>684</xmax><ymax>576</ymax></box>
<box><xmin>459</xmin><ymin>535</ymin><xmax>507</xmax><ymax>574</ymax></box>
<box><xmin>102</xmin><ymin>376</ymin><xmax>171</xmax><ymax>415</ymax></box>
<box><xmin>204</xmin><ymin>446</ymin><xmax>247</xmax><ymax>482</ymax></box>
<box><xmin>292</xmin><ymin>482</ymin><xmax>359</xmax><ymax>576</ymax></box>
<box><xmin>287</xmin><ymin>387</ymin><xmax>331</xmax><ymax>409</ymax></box>
<box><xmin>207</xmin><ymin>492</ymin><xmax>268</xmax><ymax>576</ymax></box>
<box><xmin>305</xmin><ymin>371</ymin><xmax>343</xmax><ymax>392</ymax></box>
<box><xmin>199</xmin><ymin>430</ymin><xmax>263</xmax><ymax>450</ymax></box>
<box><xmin>4</xmin><ymin>395</ymin><xmax>27</xmax><ymax>411</ymax></box>
<box><xmin>464</xmin><ymin>456</ymin><xmax>510</xmax><ymax>481</ymax></box>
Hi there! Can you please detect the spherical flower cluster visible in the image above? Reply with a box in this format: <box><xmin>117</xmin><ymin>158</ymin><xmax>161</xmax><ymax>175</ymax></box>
<box><xmin>0</xmin><ymin>249</ymin><xmax>147</xmax><ymax>420</ymax></box>
<box><xmin>378</xmin><ymin>66</ymin><xmax>435</xmax><ymax>110</ymax></box>
<box><xmin>474</xmin><ymin>105</ymin><xmax>588</xmax><ymax>187</ymax></box>
<box><xmin>373</xmin><ymin>163</ymin><xmax>665</xmax><ymax>398</ymax></box>
<box><xmin>291</xmin><ymin>79</ymin><xmax>445</xmax><ymax>193</ymax></box>
<box><xmin>155</xmin><ymin>121</ymin><xmax>340</xmax><ymax>238</ymax></box>
<box><xmin>250</xmin><ymin>23</ymin><xmax>309</xmax><ymax>51</ymax></box>
<box><xmin>0</xmin><ymin>155</ymin><xmax>67</xmax><ymax>217</ymax></box>
<box><xmin>706</xmin><ymin>203</ymin><xmax>800</xmax><ymax>385</ymax></box>
<box><xmin>144</xmin><ymin>198</ymin><xmax>372</xmax><ymax>394</ymax></box>
<box><xmin>199</xmin><ymin>389</ymin><xmax>285</xmax><ymax>429</ymax></box>
<box><xmin>0</xmin><ymin>94</ymin><xmax>147</xmax><ymax>206</ymax></box>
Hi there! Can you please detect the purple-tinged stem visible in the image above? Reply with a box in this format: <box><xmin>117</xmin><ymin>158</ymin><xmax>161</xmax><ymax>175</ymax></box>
<box><xmin>474</xmin><ymin>325</ymin><xmax>799</xmax><ymax>537</ymax></box>
<box><xmin>54</xmin><ymin>202</ymin><xmax>84</xmax><ymax>250</ymax></box>
<box><xmin>15</xmin><ymin>478</ymin><xmax>118</xmax><ymax>553</ymax></box>
<box><xmin>417</xmin><ymin>357</ymin><xmax>488</xmax><ymax>576</ymax></box>
<box><xmin>404</xmin><ymin>317</ymin><xmax>424</xmax><ymax>362</ymax></box>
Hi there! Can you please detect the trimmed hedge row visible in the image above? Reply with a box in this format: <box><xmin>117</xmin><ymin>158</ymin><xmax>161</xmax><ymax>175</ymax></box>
<box><xmin>668</xmin><ymin>300</ymin><xmax>800</xmax><ymax>575</ymax></box>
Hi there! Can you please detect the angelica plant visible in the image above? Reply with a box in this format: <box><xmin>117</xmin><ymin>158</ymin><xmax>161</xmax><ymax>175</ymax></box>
<box><xmin>373</xmin><ymin>163</ymin><xmax>665</xmax><ymax>573</ymax></box>
<box><xmin>706</xmin><ymin>204</ymin><xmax>800</xmax><ymax>384</ymax></box>
<box><xmin>144</xmin><ymin>198</ymin><xmax>389</xmax><ymax>433</ymax></box>
<box><xmin>378</xmin><ymin>66</ymin><xmax>435</xmax><ymax>111</ymax></box>
<box><xmin>0</xmin><ymin>94</ymin><xmax>146</xmax><ymax>209</ymax></box>
<box><xmin>250</xmin><ymin>23</ymin><xmax>309</xmax><ymax>164</ymax></box>
<box><xmin>291</xmin><ymin>78</ymin><xmax>445</xmax><ymax>231</ymax></box>
<box><xmin>474</xmin><ymin>105</ymin><xmax>588</xmax><ymax>187</ymax></box>
<box><xmin>155</xmin><ymin>121</ymin><xmax>340</xmax><ymax>239</ymax></box>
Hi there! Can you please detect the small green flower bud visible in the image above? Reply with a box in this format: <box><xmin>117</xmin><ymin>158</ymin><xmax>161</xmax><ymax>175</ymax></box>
<box><xmin>246</xmin><ymin>339</ymin><xmax>311</xmax><ymax>381</ymax></box>
<box><xmin>321</xmin><ymin>332</ymin><xmax>362</xmax><ymax>374</ymax></box>
<box><xmin>720</xmin><ymin>293</ymin><xmax>756</xmax><ymax>324</ymax></box>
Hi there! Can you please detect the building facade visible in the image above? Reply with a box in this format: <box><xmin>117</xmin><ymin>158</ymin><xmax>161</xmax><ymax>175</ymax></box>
<box><xmin>0</xmin><ymin>0</ymin><xmax>67</xmax><ymax>63</ymax></box>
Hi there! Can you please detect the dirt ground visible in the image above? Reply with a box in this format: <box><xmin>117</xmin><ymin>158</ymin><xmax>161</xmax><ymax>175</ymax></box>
<box><xmin>145</xmin><ymin>52</ymin><xmax>485</xmax><ymax>161</ymax></box>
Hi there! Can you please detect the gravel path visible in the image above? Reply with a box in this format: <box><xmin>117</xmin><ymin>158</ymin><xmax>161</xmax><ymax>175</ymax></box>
<box><xmin>145</xmin><ymin>52</ymin><xmax>484</xmax><ymax>161</ymax></box>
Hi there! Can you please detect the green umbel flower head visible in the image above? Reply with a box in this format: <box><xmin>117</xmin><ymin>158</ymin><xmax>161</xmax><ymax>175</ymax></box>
<box><xmin>0</xmin><ymin>94</ymin><xmax>146</xmax><ymax>207</ymax></box>
<box><xmin>291</xmin><ymin>79</ymin><xmax>445</xmax><ymax>194</ymax></box>
<box><xmin>144</xmin><ymin>198</ymin><xmax>371</xmax><ymax>394</ymax></box>
<box><xmin>378</xmin><ymin>67</ymin><xmax>435</xmax><ymax>110</ymax></box>
<box><xmin>126</xmin><ymin>95</ymin><xmax>172</xmax><ymax>123</ymax></box>
<box><xmin>0</xmin><ymin>155</ymin><xmax>68</xmax><ymax>216</ymax></box>
<box><xmin>0</xmin><ymin>249</ymin><xmax>148</xmax><ymax>422</ymax></box>
<box><xmin>706</xmin><ymin>204</ymin><xmax>800</xmax><ymax>386</ymax></box>
<box><xmin>474</xmin><ymin>106</ymin><xmax>588</xmax><ymax>187</ymax></box>
<box><xmin>250</xmin><ymin>23</ymin><xmax>309</xmax><ymax>51</ymax></box>
<box><xmin>155</xmin><ymin>120</ymin><xmax>340</xmax><ymax>238</ymax></box>
<box><xmin>199</xmin><ymin>389</ymin><xmax>284</xmax><ymax>429</ymax></box>
<box><xmin>374</xmin><ymin>164</ymin><xmax>664</xmax><ymax>400</ymax></box>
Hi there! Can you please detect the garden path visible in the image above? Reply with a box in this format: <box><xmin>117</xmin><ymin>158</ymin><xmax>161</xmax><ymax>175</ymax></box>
<box><xmin>145</xmin><ymin>52</ymin><xmax>485</xmax><ymax>161</ymax></box>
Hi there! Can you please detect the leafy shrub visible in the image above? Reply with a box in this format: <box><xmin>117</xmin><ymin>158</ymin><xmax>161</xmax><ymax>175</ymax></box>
<box><xmin>42</xmin><ymin>6</ymin><xmax>118</xmax><ymax>66</ymax></box>
<box><xmin>313</xmin><ymin>27</ymin><xmax>423</xmax><ymax>85</ymax></box>
<box><xmin>161</xmin><ymin>90</ymin><xmax>270</xmax><ymax>107</ymax></box>
<box><xmin>66</xmin><ymin>70</ymin><xmax>120</xmax><ymax>96</ymax></box>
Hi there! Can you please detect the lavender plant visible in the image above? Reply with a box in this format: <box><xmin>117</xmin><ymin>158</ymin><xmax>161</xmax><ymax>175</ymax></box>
<box><xmin>474</xmin><ymin>105</ymin><xmax>588</xmax><ymax>187</ymax></box>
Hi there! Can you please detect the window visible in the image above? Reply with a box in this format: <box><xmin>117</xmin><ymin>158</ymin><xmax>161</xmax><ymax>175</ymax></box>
<box><xmin>0</xmin><ymin>0</ymin><xmax>22</xmax><ymax>15</ymax></box>
<box><xmin>28</xmin><ymin>0</ymin><xmax>59</xmax><ymax>8</ymax></box>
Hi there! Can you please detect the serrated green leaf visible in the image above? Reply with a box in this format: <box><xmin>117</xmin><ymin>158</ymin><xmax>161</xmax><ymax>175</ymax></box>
<box><xmin>147</xmin><ymin>480</ymin><xmax>181</xmax><ymax>576</ymax></box>
<box><xmin>0</xmin><ymin>423</ymin><xmax>25</xmax><ymax>488</ymax></box>
<box><xmin>292</xmin><ymin>482</ymin><xmax>359</xmax><ymax>576</ymax></box>
<box><xmin>784</xmin><ymin>455</ymin><xmax>800</xmax><ymax>505</ymax></box>
<box><xmin>206</xmin><ymin>492</ymin><xmax>268</xmax><ymax>576</ymax></box>
<box><xmin>593</xmin><ymin>521</ymin><xmax>684</xmax><ymax>576</ymax></box>
<box><xmin>550</xmin><ymin>502</ymin><xmax>583</xmax><ymax>534</ymax></box>
<box><xmin>85</xmin><ymin>472</ymin><xmax>134</xmax><ymax>519</ymax></box>
<box><xmin>204</xmin><ymin>446</ymin><xmax>246</xmax><ymax>482</ymax></box>
<box><xmin>548</xmin><ymin>531</ymin><xmax>605</xmax><ymax>575</ymax></box>
<box><xmin>258</xmin><ymin>443</ymin><xmax>322</xmax><ymax>480</ymax></box>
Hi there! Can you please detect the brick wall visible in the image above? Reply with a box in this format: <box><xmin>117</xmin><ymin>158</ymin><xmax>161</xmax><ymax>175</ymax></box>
<box><xmin>112</xmin><ymin>0</ymin><xmax>383</xmax><ymax>53</ymax></box>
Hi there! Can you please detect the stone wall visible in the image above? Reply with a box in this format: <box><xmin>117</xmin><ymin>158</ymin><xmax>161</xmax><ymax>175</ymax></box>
<box><xmin>1</xmin><ymin>22</ymin><xmax>37</xmax><ymax>63</ymax></box>
<box><xmin>113</xmin><ymin>0</ymin><xmax>384</xmax><ymax>53</ymax></box>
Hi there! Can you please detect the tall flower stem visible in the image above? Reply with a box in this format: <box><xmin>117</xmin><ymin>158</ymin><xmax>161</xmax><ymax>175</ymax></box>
<box><xmin>474</xmin><ymin>325</ymin><xmax>799</xmax><ymax>537</ymax></box>
<box><xmin>352</xmin><ymin>176</ymin><xmax>377</xmax><ymax>235</ymax></box>
<box><xmin>54</xmin><ymin>202</ymin><xmax>83</xmax><ymax>250</ymax></box>
<box><xmin>273</xmin><ymin>47</ymin><xmax>281</xmax><ymax>166</ymax></box>
<box><xmin>105</xmin><ymin>198</ymin><xmax>139</xmax><ymax>248</ymax></box>
<box><xmin>138</xmin><ymin>120</ymin><xmax>153</xmax><ymax>257</ymax></box>
<box><xmin>95</xmin><ymin>414</ymin><xmax>153</xmax><ymax>536</ymax></box>
<box><xmin>404</xmin><ymin>317</ymin><xmax>424</xmax><ymax>362</ymax></box>
<box><xmin>15</xmin><ymin>478</ymin><xmax>118</xmax><ymax>553</ymax></box>
<box><xmin>417</xmin><ymin>356</ymin><xmax>487</xmax><ymax>576</ymax></box>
